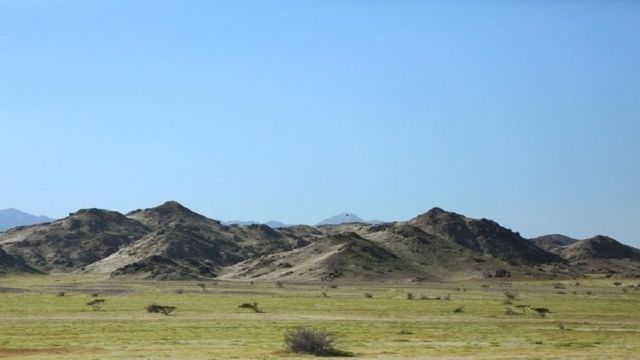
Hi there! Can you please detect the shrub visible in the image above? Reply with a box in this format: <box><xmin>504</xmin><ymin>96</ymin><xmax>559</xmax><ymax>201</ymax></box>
<box><xmin>238</xmin><ymin>302</ymin><xmax>263</xmax><ymax>313</ymax></box>
<box><xmin>146</xmin><ymin>304</ymin><xmax>176</xmax><ymax>316</ymax></box>
<box><xmin>504</xmin><ymin>307</ymin><xmax>518</xmax><ymax>315</ymax></box>
<box><xmin>532</xmin><ymin>307</ymin><xmax>551</xmax><ymax>318</ymax></box>
<box><xmin>87</xmin><ymin>299</ymin><xmax>106</xmax><ymax>311</ymax></box>
<box><xmin>453</xmin><ymin>306</ymin><xmax>465</xmax><ymax>313</ymax></box>
<box><xmin>284</xmin><ymin>327</ymin><xmax>351</xmax><ymax>356</ymax></box>
<box><xmin>364</xmin><ymin>292</ymin><xmax>373</xmax><ymax>298</ymax></box>
<box><xmin>406</xmin><ymin>293</ymin><xmax>414</xmax><ymax>300</ymax></box>
<box><xmin>504</xmin><ymin>291</ymin><xmax>517</xmax><ymax>300</ymax></box>
<box><xmin>57</xmin><ymin>292</ymin><xmax>65</xmax><ymax>297</ymax></box>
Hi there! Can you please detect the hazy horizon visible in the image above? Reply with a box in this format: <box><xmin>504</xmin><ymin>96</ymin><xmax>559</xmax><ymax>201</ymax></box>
<box><xmin>1</xmin><ymin>1</ymin><xmax>638</xmax><ymax>246</ymax></box>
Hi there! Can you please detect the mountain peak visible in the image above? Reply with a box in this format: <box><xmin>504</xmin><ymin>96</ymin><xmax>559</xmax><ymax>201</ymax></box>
<box><xmin>126</xmin><ymin>201</ymin><xmax>212</xmax><ymax>229</ymax></box>
<box><xmin>318</xmin><ymin>212</ymin><xmax>365</xmax><ymax>225</ymax></box>
<box><xmin>129</xmin><ymin>201</ymin><xmax>200</xmax><ymax>218</ymax></box>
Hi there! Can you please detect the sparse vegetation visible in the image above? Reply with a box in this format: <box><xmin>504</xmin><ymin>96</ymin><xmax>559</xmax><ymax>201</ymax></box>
<box><xmin>364</xmin><ymin>292</ymin><xmax>373</xmax><ymax>298</ymax></box>
<box><xmin>453</xmin><ymin>306</ymin><xmax>465</xmax><ymax>313</ymax></box>
<box><xmin>0</xmin><ymin>276</ymin><xmax>637</xmax><ymax>359</ymax></box>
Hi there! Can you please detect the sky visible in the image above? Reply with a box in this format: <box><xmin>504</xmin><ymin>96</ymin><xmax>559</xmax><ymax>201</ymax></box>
<box><xmin>1</xmin><ymin>1</ymin><xmax>639</xmax><ymax>246</ymax></box>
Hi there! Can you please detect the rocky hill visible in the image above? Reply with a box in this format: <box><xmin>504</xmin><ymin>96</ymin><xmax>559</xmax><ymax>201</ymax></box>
<box><xmin>0</xmin><ymin>208</ymin><xmax>149</xmax><ymax>272</ymax></box>
<box><xmin>219</xmin><ymin>232</ymin><xmax>416</xmax><ymax>281</ymax></box>
<box><xmin>531</xmin><ymin>234</ymin><xmax>579</xmax><ymax>253</ymax></box>
<box><xmin>532</xmin><ymin>234</ymin><xmax>640</xmax><ymax>275</ymax></box>
<box><xmin>1</xmin><ymin>201</ymin><xmax>638</xmax><ymax>280</ymax></box>
<box><xmin>84</xmin><ymin>201</ymin><xmax>307</xmax><ymax>279</ymax></box>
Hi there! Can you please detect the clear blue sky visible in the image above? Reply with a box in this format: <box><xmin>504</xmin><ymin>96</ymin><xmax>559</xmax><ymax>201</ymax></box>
<box><xmin>1</xmin><ymin>1</ymin><xmax>638</xmax><ymax>245</ymax></box>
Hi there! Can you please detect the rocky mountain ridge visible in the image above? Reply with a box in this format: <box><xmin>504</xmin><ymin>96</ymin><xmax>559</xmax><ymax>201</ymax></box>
<box><xmin>1</xmin><ymin>201</ymin><xmax>638</xmax><ymax>280</ymax></box>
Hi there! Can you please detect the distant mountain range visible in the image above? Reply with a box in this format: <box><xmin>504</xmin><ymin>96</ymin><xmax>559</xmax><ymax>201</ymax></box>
<box><xmin>1</xmin><ymin>201</ymin><xmax>638</xmax><ymax>280</ymax></box>
<box><xmin>222</xmin><ymin>220</ymin><xmax>287</xmax><ymax>228</ymax></box>
<box><xmin>223</xmin><ymin>212</ymin><xmax>381</xmax><ymax>228</ymax></box>
<box><xmin>0</xmin><ymin>208</ymin><xmax>53</xmax><ymax>231</ymax></box>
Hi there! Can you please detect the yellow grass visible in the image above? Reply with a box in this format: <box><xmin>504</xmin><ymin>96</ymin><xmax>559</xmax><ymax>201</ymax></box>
<box><xmin>0</xmin><ymin>274</ymin><xmax>638</xmax><ymax>359</ymax></box>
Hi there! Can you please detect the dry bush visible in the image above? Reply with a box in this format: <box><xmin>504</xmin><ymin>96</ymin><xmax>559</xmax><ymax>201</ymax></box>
<box><xmin>146</xmin><ymin>304</ymin><xmax>176</xmax><ymax>316</ymax></box>
<box><xmin>504</xmin><ymin>307</ymin><xmax>518</xmax><ymax>315</ymax></box>
<box><xmin>284</xmin><ymin>327</ymin><xmax>351</xmax><ymax>356</ymax></box>
<box><xmin>238</xmin><ymin>302</ymin><xmax>263</xmax><ymax>313</ymax></box>
<box><xmin>532</xmin><ymin>307</ymin><xmax>551</xmax><ymax>318</ymax></box>
<box><xmin>86</xmin><ymin>299</ymin><xmax>105</xmax><ymax>311</ymax></box>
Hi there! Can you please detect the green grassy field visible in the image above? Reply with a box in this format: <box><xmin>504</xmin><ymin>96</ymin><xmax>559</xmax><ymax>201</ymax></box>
<box><xmin>0</xmin><ymin>275</ymin><xmax>638</xmax><ymax>359</ymax></box>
